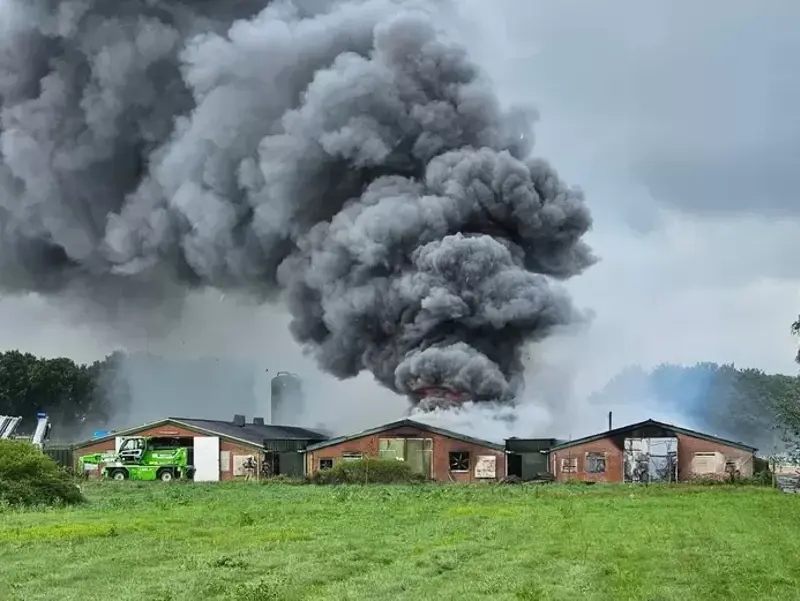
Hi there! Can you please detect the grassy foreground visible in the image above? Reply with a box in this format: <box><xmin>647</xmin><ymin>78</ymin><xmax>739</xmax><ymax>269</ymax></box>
<box><xmin>1</xmin><ymin>483</ymin><xmax>799</xmax><ymax>601</ymax></box>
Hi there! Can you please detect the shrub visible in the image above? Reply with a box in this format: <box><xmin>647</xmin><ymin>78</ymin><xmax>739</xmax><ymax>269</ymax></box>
<box><xmin>308</xmin><ymin>458</ymin><xmax>427</xmax><ymax>484</ymax></box>
<box><xmin>0</xmin><ymin>439</ymin><xmax>85</xmax><ymax>507</ymax></box>
<box><xmin>686</xmin><ymin>471</ymin><xmax>772</xmax><ymax>487</ymax></box>
<box><xmin>260</xmin><ymin>474</ymin><xmax>306</xmax><ymax>485</ymax></box>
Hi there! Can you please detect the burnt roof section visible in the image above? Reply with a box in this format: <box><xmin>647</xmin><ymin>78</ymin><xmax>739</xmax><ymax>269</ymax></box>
<box><xmin>73</xmin><ymin>417</ymin><xmax>327</xmax><ymax>449</ymax></box>
<box><xmin>547</xmin><ymin>418</ymin><xmax>757</xmax><ymax>453</ymax></box>
<box><xmin>303</xmin><ymin>418</ymin><xmax>505</xmax><ymax>452</ymax></box>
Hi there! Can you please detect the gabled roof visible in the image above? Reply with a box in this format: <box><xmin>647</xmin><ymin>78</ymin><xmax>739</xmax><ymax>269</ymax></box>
<box><xmin>548</xmin><ymin>418</ymin><xmax>757</xmax><ymax>453</ymax></box>
<box><xmin>303</xmin><ymin>418</ymin><xmax>505</xmax><ymax>452</ymax></box>
<box><xmin>74</xmin><ymin>417</ymin><xmax>327</xmax><ymax>449</ymax></box>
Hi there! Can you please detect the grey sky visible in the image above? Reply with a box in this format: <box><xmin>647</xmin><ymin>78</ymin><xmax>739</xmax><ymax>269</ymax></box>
<box><xmin>0</xmin><ymin>0</ymin><xmax>797</xmax><ymax>438</ymax></box>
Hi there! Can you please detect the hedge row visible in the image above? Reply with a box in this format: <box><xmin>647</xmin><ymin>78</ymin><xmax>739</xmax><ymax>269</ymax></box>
<box><xmin>308</xmin><ymin>458</ymin><xmax>427</xmax><ymax>484</ymax></box>
<box><xmin>0</xmin><ymin>439</ymin><xmax>84</xmax><ymax>507</ymax></box>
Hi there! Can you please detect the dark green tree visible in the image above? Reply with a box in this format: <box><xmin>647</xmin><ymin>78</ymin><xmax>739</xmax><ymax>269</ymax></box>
<box><xmin>0</xmin><ymin>350</ymin><xmax>130</xmax><ymax>439</ymax></box>
<box><xmin>592</xmin><ymin>361</ymin><xmax>800</xmax><ymax>453</ymax></box>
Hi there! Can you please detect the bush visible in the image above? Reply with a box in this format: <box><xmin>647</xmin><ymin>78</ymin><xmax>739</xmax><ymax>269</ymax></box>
<box><xmin>686</xmin><ymin>471</ymin><xmax>772</xmax><ymax>487</ymax></box>
<box><xmin>308</xmin><ymin>458</ymin><xmax>427</xmax><ymax>485</ymax></box>
<box><xmin>0</xmin><ymin>439</ymin><xmax>85</xmax><ymax>507</ymax></box>
<box><xmin>260</xmin><ymin>474</ymin><xmax>307</xmax><ymax>485</ymax></box>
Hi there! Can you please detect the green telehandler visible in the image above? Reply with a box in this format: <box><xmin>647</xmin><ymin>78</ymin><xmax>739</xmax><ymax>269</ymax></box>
<box><xmin>79</xmin><ymin>436</ymin><xmax>195</xmax><ymax>482</ymax></box>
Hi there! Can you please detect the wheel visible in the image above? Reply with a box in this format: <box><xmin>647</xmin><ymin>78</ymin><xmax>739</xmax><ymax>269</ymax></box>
<box><xmin>158</xmin><ymin>469</ymin><xmax>174</xmax><ymax>482</ymax></box>
<box><xmin>110</xmin><ymin>469</ymin><xmax>128</xmax><ymax>481</ymax></box>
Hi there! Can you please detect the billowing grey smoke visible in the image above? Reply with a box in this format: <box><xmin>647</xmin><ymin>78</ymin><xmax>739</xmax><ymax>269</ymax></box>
<box><xmin>0</xmin><ymin>0</ymin><xmax>595</xmax><ymax>408</ymax></box>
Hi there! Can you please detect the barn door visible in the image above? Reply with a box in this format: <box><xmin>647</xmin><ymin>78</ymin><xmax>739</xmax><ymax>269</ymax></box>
<box><xmin>193</xmin><ymin>437</ymin><xmax>220</xmax><ymax>482</ymax></box>
<box><xmin>405</xmin><ymin>438</ymin><xmax>433</xmax><ymax>478</ymax></box>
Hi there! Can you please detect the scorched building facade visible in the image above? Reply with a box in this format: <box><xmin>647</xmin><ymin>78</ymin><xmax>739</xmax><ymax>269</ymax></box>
<box><xmin>546</xmin><ymin>419</ymin><xmax>757</xmax><ymax>483</ymax></box>
<box><xmin>303</xmin><ymin>419</ymin><xmax>507</xmax><ymax>482</ymax></box>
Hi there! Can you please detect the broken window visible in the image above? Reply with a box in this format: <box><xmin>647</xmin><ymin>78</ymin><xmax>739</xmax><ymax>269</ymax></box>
<box><xmin>561</xmin><ymin>457</ymin><xmax>578</xmax><ymax>473</ymax></box>
<box><xmin>341</xmin><ymin>453</ymin><xmax>362</xmax><ymax>461</ymax></box>
<box><xmin>449</xmin><ymin>451</ymin><xmax>470</xmax><ymax>472</ymax></box>
<box><xmin>319</xmin><ymin>458</ymin><xmax>333</xmax><ymax>470</ymax></box>
<box><xmin>586</xmin><ymin>452</ymin><xmax>606</xmax><ymax>474</ymax></box>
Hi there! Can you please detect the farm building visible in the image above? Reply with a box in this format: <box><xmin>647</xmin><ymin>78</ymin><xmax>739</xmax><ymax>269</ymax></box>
<box><xmin>543</xmin><ymin>418</ymin><xmax>757</xmax><ymax>483</ymax></box>
<box><xmin>303</xmin><ymin>418</ymin><xmax>507</xmax><ymax>482</ymax></box>
<box><xmin>72</xmin><ymin>415</ymin><xmax>327</xmax><ymax>481</ymax></box>
<box><xmin>506</xmin><ymin>438</ymin><xmax>558</xmax><ymax>480</ymax></box>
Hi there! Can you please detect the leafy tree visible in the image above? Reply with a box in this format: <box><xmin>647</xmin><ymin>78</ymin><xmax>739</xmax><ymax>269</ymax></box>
<box><xmin>793</xmin><ymin>315</ymin><xmax>800</xmax><ymax>364</ymax></box>
<box><xmin>782</xmin><ymin>316</ymin><xmax>800</xmax><ymax>458</ymax></box>
<box><xmin>0</xmin><ymin>350</ymin><xmax>130</xmax><ymax>439</ymax></box>
<box><xmin>592</xmin><ymin>362</ymin><xmax>800</xmax><ymax>453</ymax></box>
<box><xmin>0</xmin><ymin>439</ymin><xmax>84</xmax><ymax>507</ymax></box>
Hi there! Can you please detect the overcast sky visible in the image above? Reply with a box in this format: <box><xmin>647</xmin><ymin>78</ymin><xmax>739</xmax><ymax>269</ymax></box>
<box><xmin>1</xmin><ymin>0</ymin><xmax>797</xmax><ymax>436</ymax></box>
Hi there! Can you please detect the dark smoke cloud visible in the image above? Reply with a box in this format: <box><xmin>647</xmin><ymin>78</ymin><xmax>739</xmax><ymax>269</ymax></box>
<box><xmin>0</xmin><ymin>0</ymin><xmax>594</xmax><ymax>407</ymax></box>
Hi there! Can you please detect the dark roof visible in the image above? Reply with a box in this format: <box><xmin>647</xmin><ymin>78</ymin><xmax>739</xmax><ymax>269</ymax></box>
<box><xmin>74</xmin><ymin>417</ymin><xmax>327</xmax><ymax>449</ymax></box>
<box><xmin>303</xmin><ymin>418</ymin><xmax>505</xmax><ymax>452</ymax></box>
<box><xmin>174</xmin><ymin>418</ymin><xmax>327</xmax><ymax>446</ymax></box>
<box><xmin>547</xmin><ymin>419</ymin><xmax>757</xmax><ymax>453</ymax></box>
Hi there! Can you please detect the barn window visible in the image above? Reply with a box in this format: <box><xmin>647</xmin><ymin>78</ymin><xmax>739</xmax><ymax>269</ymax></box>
<box><xmin>379</xmin><ymin>438</ymin><xmax>406</xmax><ymax>461</ymax></box>
<box><xmin>341</xmin><ymin>452</ymin><xmax>362</xmax><ymax>461</ymax></box>
<box><xmin>378</xmin><ymin>437</ymin><xmax>432</xmax><ymax>476</ymax></box>
<box><xmin>319</xmin><ymin>458</ymin><xmax>333</xmax><ymax>470</ymax></box>
<box><xmin>449</xmin><ymin>452</ymin><xmax>470</xmax><ymax>472</ymax></box>
<box><xmin>692</xmin><ymin>452</ymin><xmax>718</xmax><ymax>474</ymax></box>
<box><xmin>220</xmin><ymin>451</ymin><xmax>231</xmax><ymax>472</ymax></box>
<box><xmin>561</xmin><ymin>457</ymin><xmax>578</xmax><ymax>473</ymax></box>
<box><xmin>586</xmin><ymin>452</ymin><xmax>606</xmax><ymax>474</ymax></box>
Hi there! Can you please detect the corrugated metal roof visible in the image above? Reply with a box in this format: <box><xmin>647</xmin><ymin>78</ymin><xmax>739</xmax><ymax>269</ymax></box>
<box><xmin>547</xmin><ymin>418</ymin><xmax>757</xmax><ymax>453</ymax></box>
<box><xmin>174</xmin><ymin>418</ymin><xmax>327</xmax><ymax>445</ymax></box>
<box><xmin>303</xmin><ymin>418</ymin><xmax>505</xmax><ymax>452</ymax></box>
<box><xmin>73</xmin><ymin>417</ymin><xmax>327</xmax><ymax>449</ymax></box>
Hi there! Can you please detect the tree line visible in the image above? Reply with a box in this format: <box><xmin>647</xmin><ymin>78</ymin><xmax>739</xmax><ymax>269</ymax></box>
<box><xmin>591</xmin><ymin>361</ymin><xmax>800</xmax><ymax>454</ymax></box>
<box><xmin>0</xmin><ymin>350</ymin><xmax>129</xmax><ymax>439</ymax></box>
<box><xmin>590</xmin><ymin>317</ymin><xmax>800</xmax><ymax>459</ymax></box>
<box><xmin>2</xmin><ymin>314</ymin><xmax>800</xmax><ymax>448</ymax></box>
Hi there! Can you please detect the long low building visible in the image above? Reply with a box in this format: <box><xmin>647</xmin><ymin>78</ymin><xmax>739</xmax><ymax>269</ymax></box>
<box><xmin>512</xmin><ymin>419</ymin><xmax>757</xmax><ymax>483</ymax></box>
<box><xmin>72</xmin><ymin>415</ymin><xmax>327</xmax><ymax>481</ymax></box>
<box><xmin>69</xmin><ymin>415</ymin><xmax>758</xmax><ymax>484</ymax></box>
<box><xmin>303</xmin><ymin>418</ymin><xmax>508</xmax><ymax>482</ymax></box>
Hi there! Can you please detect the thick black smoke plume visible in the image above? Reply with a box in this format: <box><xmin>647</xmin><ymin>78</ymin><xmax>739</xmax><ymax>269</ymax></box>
<box><xmin>0</xmin><ymin>0</ymin><xmax>595</xmax><ymax>409</ymax></box>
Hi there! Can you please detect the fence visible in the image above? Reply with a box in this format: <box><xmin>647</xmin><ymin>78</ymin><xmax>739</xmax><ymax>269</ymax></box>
<box><xmin>43</xmin><ymin>444</ymin><xmax>74</xmax><ymax>471</ymax></box>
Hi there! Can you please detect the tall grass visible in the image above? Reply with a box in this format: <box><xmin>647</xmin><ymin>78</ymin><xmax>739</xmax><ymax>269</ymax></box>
<box><xmin>1</xmin><ymin>482</ymin><xmax>798</xmax><ymax>601</ymax></box>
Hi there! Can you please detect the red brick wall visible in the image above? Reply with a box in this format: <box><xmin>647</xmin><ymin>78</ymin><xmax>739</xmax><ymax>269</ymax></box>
<box><xmin>306</xmin><ymin>426</ymin><xmax>507</xmax><ymax>482</ymax></box>
<box><xmin>675</xmin><ymin>434</ymin><xmax>754</xmax><ymax>478</ymax></box>
<box><xmin>73</xmin><ymin>424</ymin><xmax>260</xmax><ymax>481</ymax></box>
<box><xmin>550</xmin><ymin>432</ymin><xmax>755</xmax><ymax>482</ymax></box>
<box><xmin>550</xmin><ymin>438</ymin><xmax>623</xmax><ymax>483</ymax></box>
<box><xmin>218</xmin><ymin>440</ymin><xmax>261</xmax><ymax>481</ymax></box>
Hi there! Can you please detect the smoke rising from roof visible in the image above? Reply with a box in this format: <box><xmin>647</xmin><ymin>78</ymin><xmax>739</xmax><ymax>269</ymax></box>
<box><xmin>0</xmin><ymin>0</ymin><xmax>594</xmax><ymax>408</ymax></box>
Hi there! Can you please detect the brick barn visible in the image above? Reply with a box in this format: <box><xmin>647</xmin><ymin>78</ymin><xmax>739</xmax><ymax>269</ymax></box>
<box><xmin>72</xmin><ymin>415</ymin><xmax>326</xmax><ymax>481</ymax></box>
<box><xmin>546</xmin><ymin>419</ymin><xmax>757</xmax><ymax>483</ymax></box>
<box><xmin>303</xmin><ymin>418</ymin><xmax>507</xmax><ymax>482</ymax></box>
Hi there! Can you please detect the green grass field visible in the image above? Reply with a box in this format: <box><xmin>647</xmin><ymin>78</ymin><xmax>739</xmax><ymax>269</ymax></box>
<box><xmin>1</xmin><ymin>483</ymin><xmax>799</xmax><ymax>601</ymax></box>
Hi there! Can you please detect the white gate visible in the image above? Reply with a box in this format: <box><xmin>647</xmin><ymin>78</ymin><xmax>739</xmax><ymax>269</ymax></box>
<box><xmin>193</xmin><ymin>436</ymin><xmax>220</xmax><ymax>482</ymax></box>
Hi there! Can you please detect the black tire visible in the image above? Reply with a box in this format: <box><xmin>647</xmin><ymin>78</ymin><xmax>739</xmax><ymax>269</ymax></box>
<box><xmin>110</xmin><ymin>469</ymin><xmax>128</xmax><ymax>481</ymax></box>
<box><xmin>157</xmin><ymin>469</ymin><xmax>174</xmax><ymax>482</ymax></box>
